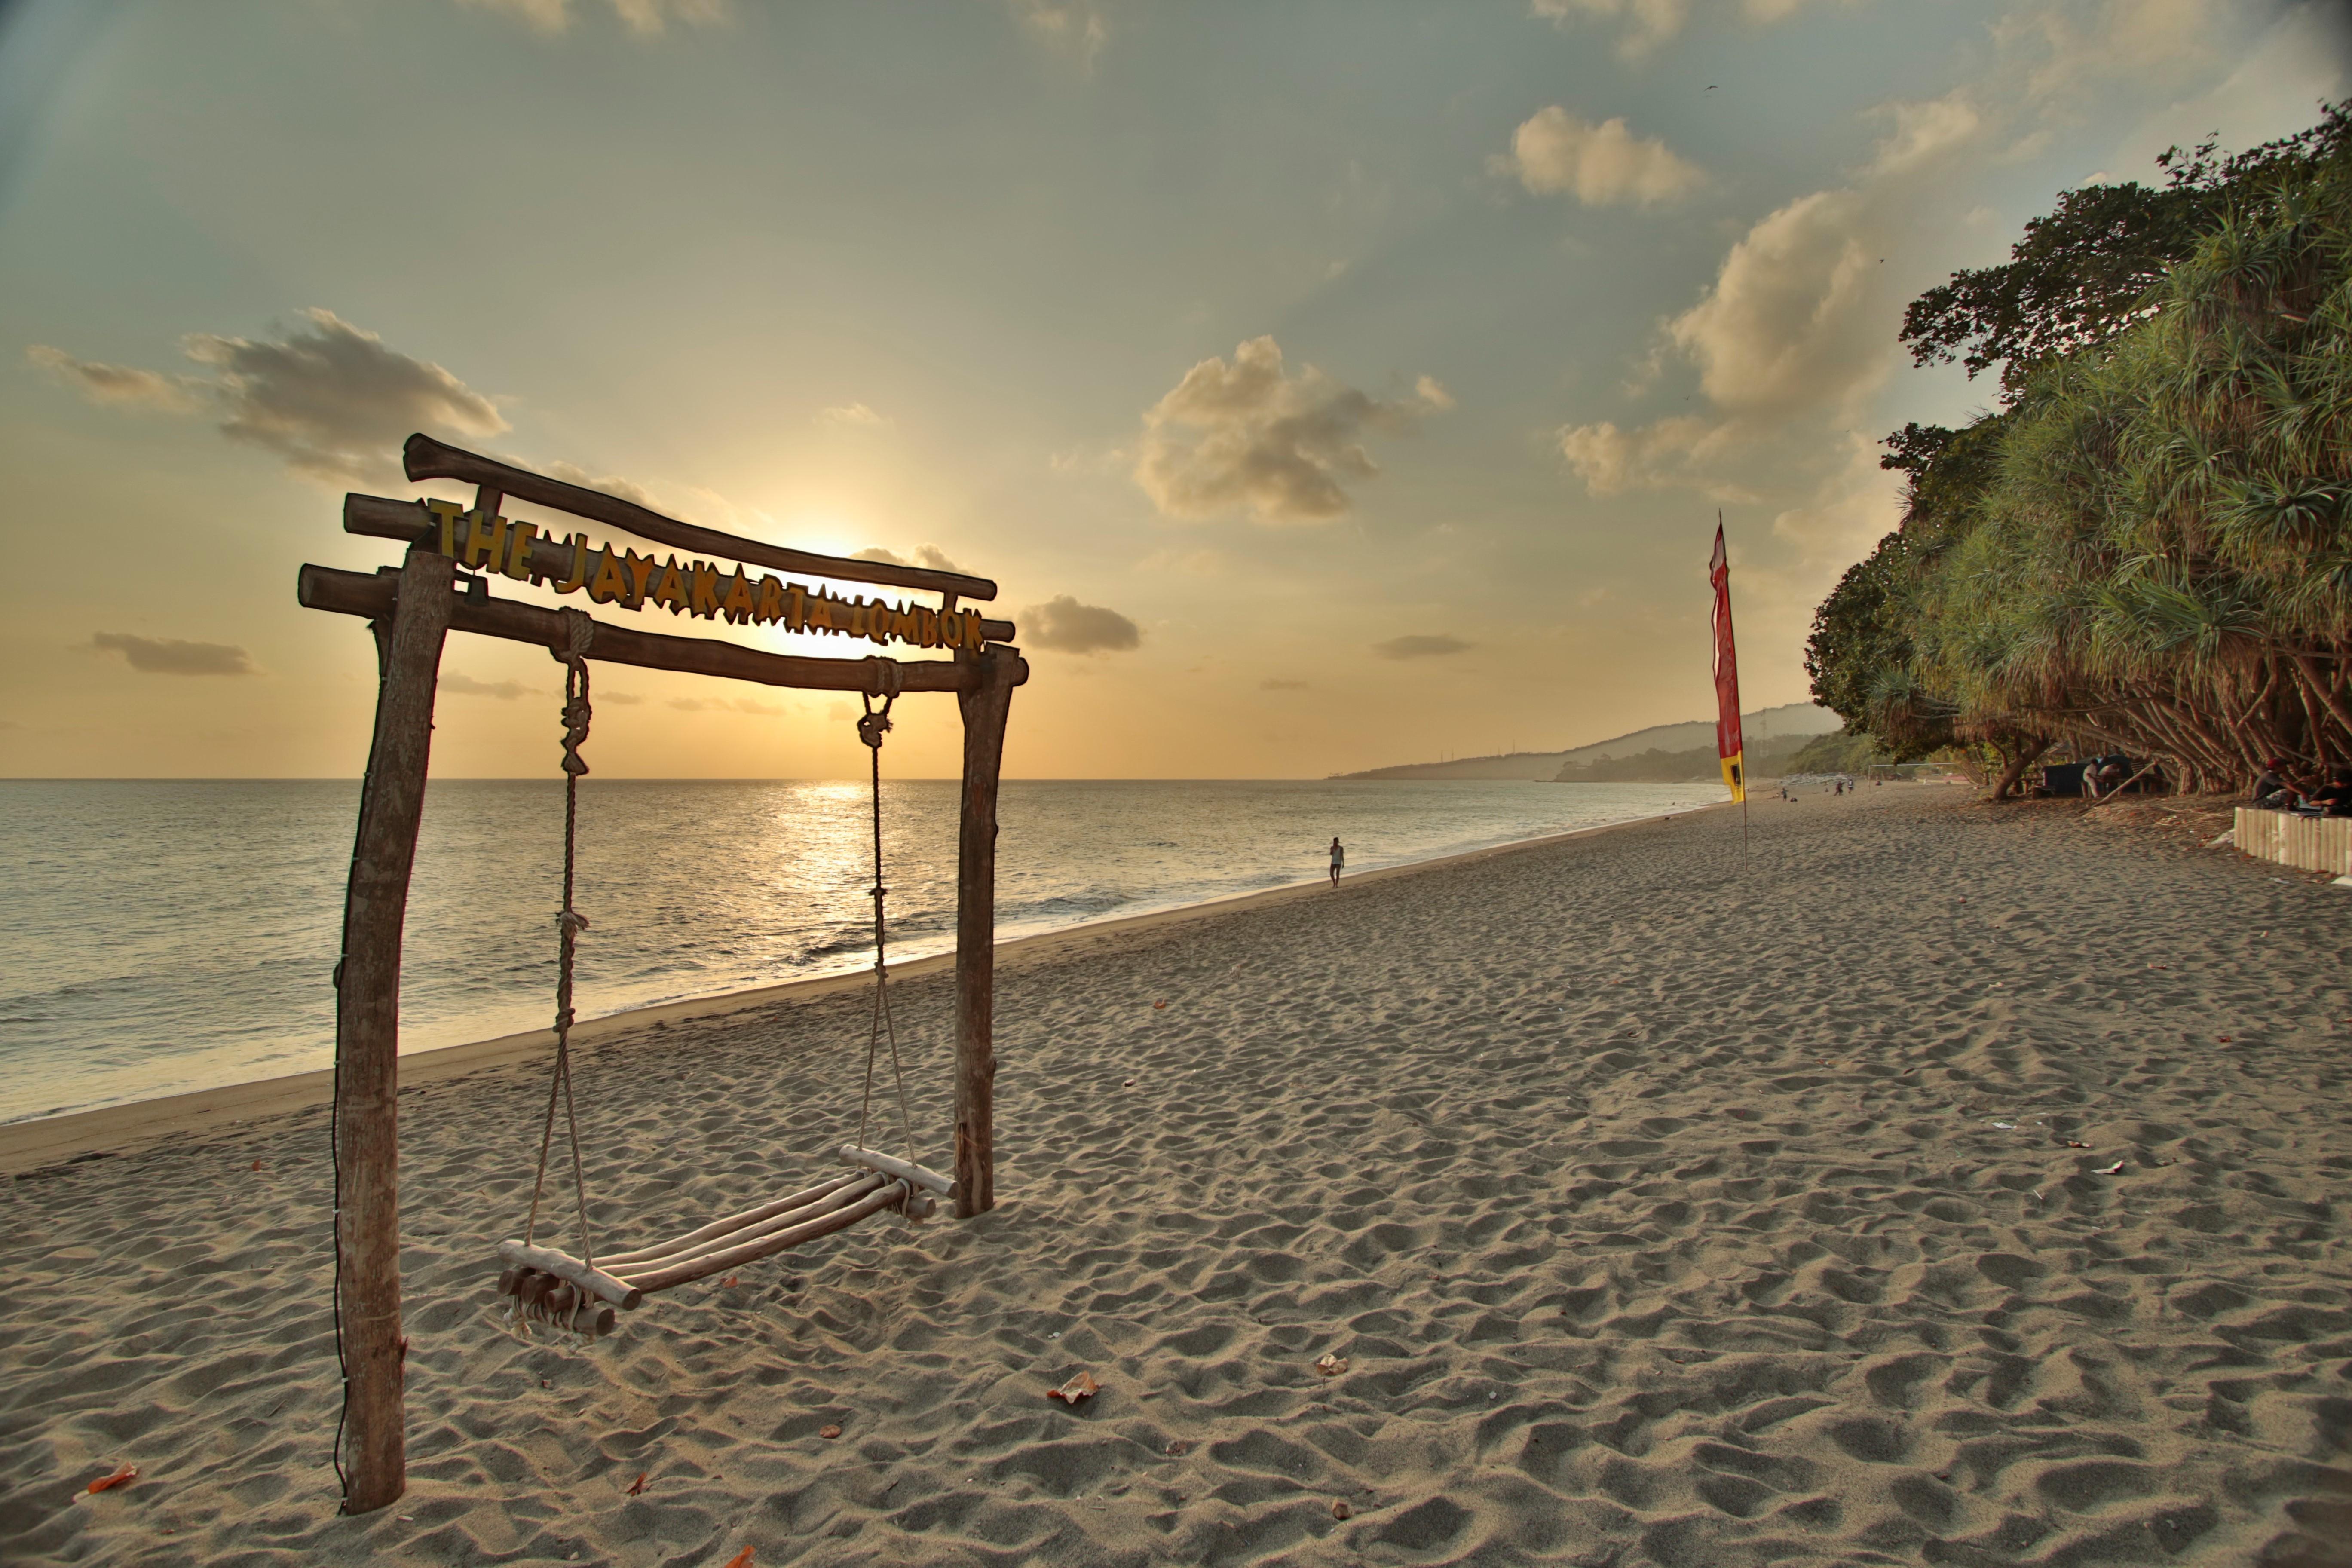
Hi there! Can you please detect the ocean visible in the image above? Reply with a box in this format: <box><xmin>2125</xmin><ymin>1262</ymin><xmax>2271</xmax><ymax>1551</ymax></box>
<box><xmin>0</xmin><ymin>778</ymin><xmax>1726</xmax><ymax>1124</ymax></box>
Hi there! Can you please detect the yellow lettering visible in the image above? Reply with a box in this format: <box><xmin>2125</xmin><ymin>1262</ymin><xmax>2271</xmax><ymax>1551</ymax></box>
<box><xmin>424</xmin><ymin>498</ymin><xmax>464</xmax><ymax>557</ymax></box>
<box><xmin>690</xmin><ymin>562</ymin><xmax>723</xmax><ymax>618</ymax></box>
<box><xmin>652</xmin><ymin>558</ymin><xmax>690</xmax><ymax>613</ymax></box>
<box><xmin>460</xmin><ymin>510</ymin><xmax>505</xmax><ymax>570</ymax></box>
<box><xmin>941</xmin><ymin>606</ymin><xmax>963</xmax><ymax>648</ymax></box>
<box><xmin>756</xmin><ymin>576</ymin><xmax>786</xmax><ymax>624</ymax></box>
<box><xmin>916</xmin><ymin>606</ymin><xmax>939</xmax><ymax>646</ymax></box>
<box><xmin>964</xmin><ymin>609</ymin><xmax>985</xmax><ymax>649</ymax></box>
<box><xmin>722</xmin><ymin>569</ymin><xmax>757</xmax><ymax>623</ymax></box>
<box><xmin>786</xmin><ymin>584</ymin><xmax>808</xmax><ymax>632</ymax></box>
<box><xmin>554</xmin><ymin>533</ymin><xmax>591</xmax><ymax>593</ymax></box>
<box><xmin>808</xmin><ymin>594</ymin><xmax>835</xmax><ymax>632</ymax></box>
<box><xmin>588</xmin><ymin>549</ymin><xmax>628</xmax><ymax>604</ymax></box>
<box><xmin>625</xmin><ymin>551</ymin><xmax>661</xmax><ymax>607</ymax></box>
<box><xmin>502</xmin><ymin>520</ymin><xmax>539</xmax><ymax>580</ymax></box>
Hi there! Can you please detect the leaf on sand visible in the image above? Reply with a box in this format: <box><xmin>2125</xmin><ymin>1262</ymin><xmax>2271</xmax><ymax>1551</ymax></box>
<box><xmin>1331</xmin><ymin>1499</ymin><xmax>1353</xmax><ymax>1520</ymax></box>
<box><xmin>1048</xmin><ymin>1372</ymin><xmax>1101</xmax><ymax>1404</ymax></box>
<box><xmin>2064</xmin><ymin>1140</ymin><xmax>2092</xmax><ymax>1149</ymax></box>
<box><xmin>626</xmin><ymin>1472</ymin><xmax>647</xmax><ymax>1496</ymax></box>
<box><xmin>818</xmin><ymin>1424</ymin><xmax>843</xmax><ymax>1439</ymax></box>
<box><xmin>1165</xmin><ymin>1439</ymin><xmax>1190</xmax><ymax>1456</ymax></box>
<box><xmin>82</xmin><ymin>1464</ymin><xmax>136</xmax><ymax>1496</ymax></box>
<box><xmin>1152</xmin><ymin>1000</ymin><xmax>1167</xmax><ymax>1010</ymax></box>
<box><xmin>721</xmin><ymin>1276</ymin><xmax>739</xmax><ymax>1287</ymax></box>
<box><xmin>722</xmin><ymin>1550</ymin><xmax>753</xmax><ymax>1568</ymax></box>
<box><xmin>1315</xmin><ymin>1353</ymin><xmax>1349</xmax><ymax>1377</ymax></box>
<box><xmin>2094</xmin><ymin>1160</ymin><xmax>2126</xmax><ymax>1175</ymax></box>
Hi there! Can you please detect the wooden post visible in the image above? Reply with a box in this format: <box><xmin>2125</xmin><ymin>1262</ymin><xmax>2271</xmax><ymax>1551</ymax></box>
<box><xmin>333</xmin><ymin>542</ymin><xmax>454</xmax><ymax>1514</ymax></box>
<box><xmin>952</xmin><ymin>645</ymin><xmax>1020</xmax><ymax>1218</ymax></box>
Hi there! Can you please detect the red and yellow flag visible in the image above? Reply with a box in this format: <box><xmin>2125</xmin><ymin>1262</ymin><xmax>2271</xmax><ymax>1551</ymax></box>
<box><xmin>1709</xmin><ymin>521</ymin><xmax>1745</xmax><ymax>802</ymax></box>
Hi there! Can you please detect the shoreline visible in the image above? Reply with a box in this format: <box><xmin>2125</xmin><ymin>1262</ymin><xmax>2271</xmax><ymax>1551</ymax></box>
<box><xmin>0</xmin><ymin>796</ymin><xmax>1731</xmax><ymax>1176</ymax></box>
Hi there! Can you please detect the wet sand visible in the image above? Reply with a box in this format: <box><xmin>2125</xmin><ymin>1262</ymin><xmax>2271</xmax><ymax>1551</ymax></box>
<box><xmin>6</xmin><ymin>784</ymin><xmax>2351</xmax><ymax>1566</ymax></box>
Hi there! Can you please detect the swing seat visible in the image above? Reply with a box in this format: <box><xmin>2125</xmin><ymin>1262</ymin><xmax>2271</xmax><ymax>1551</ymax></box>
<box><xmin>496</xmin><ymin>1146</ymin><xmax>956</xmax><ymax>1326</ymax></box>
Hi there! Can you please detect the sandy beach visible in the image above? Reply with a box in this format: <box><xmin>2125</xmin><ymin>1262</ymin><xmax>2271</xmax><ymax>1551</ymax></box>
<box><xmin>6</xmin><ymin>784</ymin><xmax>2351</xmax><ymax>1567</ymax></box>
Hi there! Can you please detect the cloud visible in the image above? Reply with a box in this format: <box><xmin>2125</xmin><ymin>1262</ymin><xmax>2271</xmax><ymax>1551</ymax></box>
<box><xmin>440</xmin><ymin>673</ymin><xmax>537</xmax><ymax>700</ymax></box>
<box><xmin>816</xmin><ymin>401</ymin><xmax>888</xmax><ymax>428</ymax></box>
<box><xmin>1867</xmin><ymin>90</ymin><xmax>1984</xmax><ymax>177</ymax></box>
<box><xmin>26</xmin><ymin>346</ymin><xmax>198</xmax><ymax>412</ymax></box>
<box><xmin>1135</xmin><ymin>336</ymin><xmax>1448</xmax><ymax>523</ymax></box>
<box><xmin>1414</xmin><ymin>376</ymin><xmax>1455</xmax><ymax>411</ymax></box>
<box><xmin>458</xmin><ymin>0</ymin><xmax>727</xmax><ymax>34</ymax></box>
<box><xmin>1008</xmin><ymin>0</ymin><xmax>1107</xmax><ymax>68</ymax></box>
<box><xmin>1666</xmin><ymin>188</ymin><xmax>1889</xmax><ymax>420</ymax></box>
<box><xmin>1374</xmin><ymin>634</ymin><xmax>1473</xmax><ymax>660</ymax></box>
<box><xmin>542</xmin><ymin>460</ymin><xmax>659</xmax><ymax>509</ymax></box>
<box><xmin>36</xmin><ymin>309</ymin><xmax>506</xmax><ymax>486</ymax></box>
<box><xmin>668</xmin><ymin>695</ymin><xmax>787</xmax><ymax>715</ymax></box>
<box><xmin>1260</xmin><ymin>677</ymin><xmax>1311</xmax><ymax>691</ymax></box>
<box><xmin>183</xmin><ymin>309</ymin><xmax>506</xmax><ymax>484</ymax></box>
<box><xmin>1555</xmin><ymin>416</ymin><xmax>1755</xmax><ymax>502</ymax></box>
<box><xmin>601</xmin><ymin>690</ymin><xmax>646</xmax><ymax>705</ymax></box>
<box><xmin>1022</xmin><ymin>595</ymin><xmax>1141</xmax><ymax>655</ymax></box>
<box><xmin>1530</xmin><ymin>0</ymin><xmax>1857</xmax><ymax>59</ymax></box>
<box><xmin>1498</xmin><ymin>108</ymin><xmax>1705</xmax><ymax>206</ymax></box>
<box><xmin>854</xmin><ymin>544</ymin><xmax>970</xmax><ymax>575</ymax></box>
<box><xmin>89</xmin><ymin>632</ymin><xmax>256</xmax><ymax>676</ymax></box>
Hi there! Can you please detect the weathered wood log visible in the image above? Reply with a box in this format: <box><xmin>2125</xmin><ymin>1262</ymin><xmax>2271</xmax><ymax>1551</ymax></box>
<box><xmin>605</xmin><ymin>1174</ymin><xmax>889</xmax><ymax>1277</ymax></box>
<box><xmin>496</xmin><ymin>1240</ymin><xmax>645</xmax><ymax>1310</ymax></box>
<box><xmin>570</xmin><ymin>1302</ymin><xmax>617</xmax><ymax>1337</ymax></box>
<box><xmin>300</xmin><ymin>564</ymin><xmax>980</xmax><ymax>695</ymax></box>
<box><xmin>333</xmin><ymin>543</ymin><xmax>455</xmax><ymax>1515</ymax></box>
<box><xmin>618</xmin><ymin>1180</ymin><xmax>909</xmax><ymax>1294</ymax></box>
<box><xmin>402</xmin><ymin>435</ymin><xmax>998</xmax><ymax>602</ymax></box>
<box><xmin>839</xmin><ymin>1145</ymin><xmax>958</xmax><ymax>1197</ymax></box>
<box><xmin>593</xmin><ymin>1173</ymin><xmax>865</xmax><ymax>1269</ymax></box>
<box><xmin>953</xmin><ymin>646</ymin><xmax>1024</xmax><ymax>1219</ymax></box>
<box><xmin>593</xmin><ymin>1176</ymin><xmax>882</xmax><ymax>1274</ymax></box>
<box><xmin>341</xmin><ymin>495</ymin><xmax>1017</xmax><ymax>641</ymax></box>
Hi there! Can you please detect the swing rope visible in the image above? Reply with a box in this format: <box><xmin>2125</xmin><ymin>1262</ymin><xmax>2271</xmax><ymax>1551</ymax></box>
<box><xmin>523</xmin><ymin>609</ymin><xmax>600</xmax><ymax>1276</ymax></box>
<box><xmin>853</xmin><ymin>656</ymin><xmax>918</xmax><ymax>1169</ymax></box>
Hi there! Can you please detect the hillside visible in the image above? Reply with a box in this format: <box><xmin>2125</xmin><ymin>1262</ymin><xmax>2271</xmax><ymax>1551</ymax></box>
<box><xmin>1335</xmin><ymin>702</ymin><xmax>1840</xmax><ymax>781</ymax></box>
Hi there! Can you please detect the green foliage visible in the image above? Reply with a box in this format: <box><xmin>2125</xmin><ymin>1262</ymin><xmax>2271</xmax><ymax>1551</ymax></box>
<box><xmin>1786</xmin><ymin>727</ymin><xmax>1888</xmax><ymax>776</ymax></box>
<box><xmin>1898</xmin><ymin>104</ymin><xmax>2352</xmax><ymax>400</ymax></box>
<box><xmin>1816</xmin><ymin>100</ymin><xmax>2352</xmax><ymax>795</ymax></box>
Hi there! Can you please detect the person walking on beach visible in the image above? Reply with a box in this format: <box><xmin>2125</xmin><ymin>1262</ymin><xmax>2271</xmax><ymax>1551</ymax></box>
<box><xmin>1329</xmin><ymin>836</ymin><xmax>1344</xmax><ymax>888</ymax></box>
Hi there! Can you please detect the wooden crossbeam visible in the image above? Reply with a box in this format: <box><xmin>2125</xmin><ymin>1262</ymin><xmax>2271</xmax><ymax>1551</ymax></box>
<box><xmin>404</xmin><ymin>435</ymin><xmax>998</xmax><ymax>602</ymax></box>
<box><xmin>298</xmin><ymin>563</ymin><xmax>991</xmax><ymax>694</ymax></box>
<box><xmin>340</xmin><ymin>494</ymin><xmax>1017</xmax><ymax>644</ymax></box>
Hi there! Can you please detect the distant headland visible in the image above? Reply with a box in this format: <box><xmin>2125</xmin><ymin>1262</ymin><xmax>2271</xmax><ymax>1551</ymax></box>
<box><xmin>1332</xmin><ymin>702</ymin><xmax>1841</xmax><ymax>782</ymax></box>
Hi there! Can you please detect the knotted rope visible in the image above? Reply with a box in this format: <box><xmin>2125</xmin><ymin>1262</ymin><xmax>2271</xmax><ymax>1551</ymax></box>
<box><xmin>853</xmin><ymin>657</ymin><xmax>918</xmax><ymax>1170</ymax></box>
<box><xmin>524</xmin><ymin>609</ymin><xmax>600</xmax><ymax>1277</ymax></box>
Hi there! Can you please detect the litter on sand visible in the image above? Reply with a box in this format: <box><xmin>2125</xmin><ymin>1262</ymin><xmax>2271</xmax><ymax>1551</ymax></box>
<box><xmin>1047</xmin><ymin>1372</ymin><xmax>1101</xmax><ymax>1404</ymax></box>
<box><xmin>1315</xmin><ymin>1353</ymin><xmax>1350</xmax><ymax>1377</ymax></box>
<box><xmin>626</xmin><ymin>1473</ymin><xmax>647</xmax><ymax>1496</ymax></box>
<box><xmin>818</xmin><ymin>1424</ymin><xmax>843</xmax><ymax>1439</ymax></box>
<box><xmin>80</xmin><ymin>1464</ymin><xmax>136</xmax><ymax>1498</ymax></box>
<box><xmin>2094</xmin><ymin>1160</ymin><xmax>2126</xmax><ymax>1175</ymax></box>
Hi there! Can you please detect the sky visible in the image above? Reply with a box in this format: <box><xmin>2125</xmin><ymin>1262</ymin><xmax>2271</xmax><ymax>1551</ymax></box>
<box><xmin>0</xmin><ymin>0</ymin><xmax>2343</xmax><ymax>780</ymax></box>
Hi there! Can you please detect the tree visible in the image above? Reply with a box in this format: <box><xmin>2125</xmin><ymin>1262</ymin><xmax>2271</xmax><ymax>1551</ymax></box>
<box><xmin>1815</xmin><ymin>101</ymin><xmax>2352</xmax><ymax>797</ymax></box>
<box><xmin>1896</xmin><ymin>104</ymin><xmax>2351</xmax><ymax>401</ymax></box>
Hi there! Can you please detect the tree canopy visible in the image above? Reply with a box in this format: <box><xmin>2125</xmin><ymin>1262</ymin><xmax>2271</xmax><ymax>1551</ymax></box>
<box><xmin>1811</xmin><ymin>100</ymin><xmax>2352</xmax><ymax>796</ymax></box>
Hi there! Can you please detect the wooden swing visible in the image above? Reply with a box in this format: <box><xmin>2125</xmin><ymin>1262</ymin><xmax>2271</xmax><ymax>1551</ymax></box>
<box><xmin>495</xmin><ymin>630</ymin><xmax>956</xmax><ymax>1336</ymax></box>
<box><xmin>300</xmin><ymin>436</ymin><xmax>1027</xmax><ymax>1513</ymax></box>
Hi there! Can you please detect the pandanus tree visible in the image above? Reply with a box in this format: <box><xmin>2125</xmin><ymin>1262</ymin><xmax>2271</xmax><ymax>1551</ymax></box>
<box><xmin>1808</xmin><ymin>102</ymin><xmax>2352</xmax><ymax>796</ymax></box>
